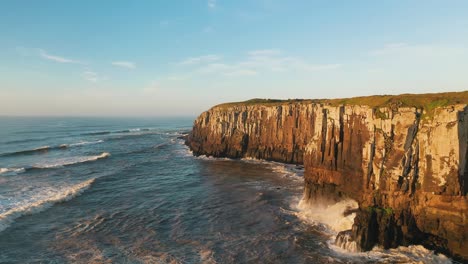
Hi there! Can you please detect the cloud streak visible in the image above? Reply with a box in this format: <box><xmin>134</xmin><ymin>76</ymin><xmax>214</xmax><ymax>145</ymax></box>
<box><xmin>82</xmin><ymin>70</ymin><xmax>107</xmax><ymax>82</ymax></box>
<box><xmin>186</xmin><ymin>49</ymin><xmax>341</xmax><ymax>77</ymax></box>
<box><xmin>178</xmin><ymin>55</ymin><xmax>221</xmax><ymax>65</ymax></box>
<box><xmin>112</xmin><ymin>61</ymin><xmax>136</xmax><ymax>69</ymax></box>
<box><xmin>368</xmin><ymin>43</ymin><xmax>466</xmax><ymax>57</ymax></box>
<box><xmin>39</xmin><ymin>49</ymin><xmax>83</xmax><ymax>64</ymax></box>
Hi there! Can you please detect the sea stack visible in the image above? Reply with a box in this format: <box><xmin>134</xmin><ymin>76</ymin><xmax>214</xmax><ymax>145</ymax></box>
<box><xmin>186</xmin><ymin>91</ymin><xmax>468</xmax><ymax>262</ymax></box>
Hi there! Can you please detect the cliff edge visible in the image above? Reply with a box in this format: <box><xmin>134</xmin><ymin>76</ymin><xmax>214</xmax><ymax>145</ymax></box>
<box><xmin>186</xmin><ymin>91</ymin><xmax>468</xmax><ymax>261</ymax></box>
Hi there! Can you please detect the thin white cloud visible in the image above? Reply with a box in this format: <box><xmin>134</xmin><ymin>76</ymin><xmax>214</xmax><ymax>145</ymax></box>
<box><xmin>208</xmin><ymin>0</ymin><xmax>216</xmax><ymax>9</ymax></box>
<box><xmin>112</xmin><ymin>61</ymin><xmax>136</xmax><ymax>69</ymax></box>
<box><xmin>248</xmin><ymin>49</ymin><xmax>281</xmax><ymax>57</ymax></box>
<box><xmin>82</xmin><ymin>70</ymin><xmax>107</xmax><ymax>82</ymax></box>
<box><xmin>178</xmin><ymin>55</ymin><xmax>221</xmax><ymax>65</ymax></box>
<box><xmin>39</xmin><ymin>49</ymin><xmax>82</xmax><ymax>64</ymax></box>
<box><xmin>173</xmin><ymin>49</ymin><xmax>341</xmax><ymax>79</ymax></box>
<box><xmin>224</xmin><ymin>69</ymin><xmax>258</xmax><ymax>76</ymax></box>
<box><xmin>369</xmin><ymin>43</ymin><xmax>466</xmax><ymax>57</ymax></box>
<box><xmin>195</xmin><ymin>63</ymin><xmax>230</xmax><ymax>74</ymax></box>
<box><xmin>82</xmin><ymin>71</ymin><xmax>98</xmax><ymax>82</ymax></box>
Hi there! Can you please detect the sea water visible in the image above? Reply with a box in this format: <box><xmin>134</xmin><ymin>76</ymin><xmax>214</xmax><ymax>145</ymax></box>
<box><xmin>0</xmin><ymin>117</ymin><xmax>451</xmax><ymax>263</ymax></box>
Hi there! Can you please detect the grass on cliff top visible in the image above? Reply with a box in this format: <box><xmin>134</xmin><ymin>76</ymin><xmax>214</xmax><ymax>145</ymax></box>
<box><xmin>214</xmin><ymin>91</ymin><xmax>468</xmax><ymax>112</ymax></box>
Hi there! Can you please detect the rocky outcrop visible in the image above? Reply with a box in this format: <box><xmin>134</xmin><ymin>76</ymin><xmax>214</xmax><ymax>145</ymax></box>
<box><xmin>186</xmin><ymin>93</ymin><xmax>468</xmax><ymax>262</ymax></box>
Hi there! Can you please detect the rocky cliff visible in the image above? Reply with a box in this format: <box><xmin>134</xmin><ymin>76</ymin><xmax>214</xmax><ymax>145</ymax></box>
<box><xmin>186</xmin><ymin>92</ymin><xmax>468</xmax><ymax>261</ymax></box>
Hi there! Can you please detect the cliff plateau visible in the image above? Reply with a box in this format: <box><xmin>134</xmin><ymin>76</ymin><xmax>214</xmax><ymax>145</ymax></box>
<box><xmin>186</xmin><ymin>92</ymin><xmax>468</xmax><ymax>262</ymax></box>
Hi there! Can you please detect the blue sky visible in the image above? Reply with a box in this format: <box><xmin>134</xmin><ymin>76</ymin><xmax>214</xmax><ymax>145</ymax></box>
<box><xmin>1</xmin><ymin>0</ymin><xmax>468</xmax><ymax>116</ymax></box>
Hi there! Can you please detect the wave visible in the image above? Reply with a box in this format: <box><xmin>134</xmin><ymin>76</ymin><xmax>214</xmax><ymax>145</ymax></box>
<box><xmin>294</xmin><ymin>197</ymin><xmax>451</xmax><ymax>263</ymax></box>
<box><xmin>0</xmin><ymin>178</ymin><xmax>95</xmax><ymax>233</ymax></box>
<box><xmin>0</xmin><ymin>146</ymin><xmax>52</xmax><ymax>157</ymax></box>
<box><xmin>81</xmin><ymin>128</ymin><xmax>153</xmax><ymax>136</ymax></box>
<box><xmin>30</xmin><ymin>152</ymin><xmax>110</xmax><ymax>169</ymax></box>
<box><xmin>0</xmin><ymin>152</ymin><xmax>110</xmax><ymax>175</ymax></box>
<box><xmin>60</xmin><ymin>140</ymin><xmax>104</xmax><ymax>148</ymax></box>
<box><xmin>329</xmin><ymin>243</ymin><xmax>451</xmax><ymax>264</ymax></box>
<box><xmin>0</xmin><ymin>167</ymin><xmax>26</xmax><ymax>175</ymax></box>
<box><xmin>295</xmin><ymin>198</ymin><xmax>358</xmax><ymax>233</ymax></box>
<box><xmin>0</xmin><ymin>140</ymin><xmax>104</xmax><ymax>157</ymax></box>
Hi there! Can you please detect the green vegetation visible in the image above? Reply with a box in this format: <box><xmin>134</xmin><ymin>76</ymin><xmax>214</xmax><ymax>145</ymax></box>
<box><xmin>366</xmin><ymin>206</ymin><xmax>394</xmax><ymax>215</ymax></box>
<box><xmin>214</xmin><ymin>98</ymin><xmax>310</xmax><ymax>109</ymax></box>
<box><xmin>213</xmin><ymin>91</ymin><xmax>468</xmax><ymax>119</ymax></box>
<box><xmin>374</xmin><ymin>108</ymin><xmax>389</xmax><ymax>120</ymax></box>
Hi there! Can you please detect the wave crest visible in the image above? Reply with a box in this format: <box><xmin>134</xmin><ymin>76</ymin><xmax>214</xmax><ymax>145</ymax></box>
<box><xmin>0</xmin><ymin>140</ymin><xmax>104</xmax><ymax>157</ymax></box>
<box><xmin>31</xmin><ymin>152</ymin><xmax>110</xmax><ymax>169</ymax></box>
<box><xmin>0</xmin><ymin>178</ymin><xmax>95</xmax><ymax>233</ymax></box>
<box><xmin>0</xmin><ymin>167</ymin><xmax>26</xmax><ymax>175</ymax></box>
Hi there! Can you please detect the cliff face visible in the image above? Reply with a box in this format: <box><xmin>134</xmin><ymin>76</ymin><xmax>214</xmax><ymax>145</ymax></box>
<box><xmin>187</xmin><ymin>95</ymin><xmax>468</xmax><ymax>261</ymax></box>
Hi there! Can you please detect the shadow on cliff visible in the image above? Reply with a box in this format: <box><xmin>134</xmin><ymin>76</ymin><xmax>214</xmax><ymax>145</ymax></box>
<box><xmin>458</xmin><ymin>106</ymin><xmax>468</xmax><ymax>195</ymax></box>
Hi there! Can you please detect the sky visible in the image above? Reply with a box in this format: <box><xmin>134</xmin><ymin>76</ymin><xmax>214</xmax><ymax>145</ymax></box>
<box><xmin>1</xmin><ymin>0</ymin><xmax>468</xmax><ymax>116</ymax></box>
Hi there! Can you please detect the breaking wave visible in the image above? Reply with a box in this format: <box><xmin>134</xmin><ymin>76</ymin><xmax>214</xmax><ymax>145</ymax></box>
<box><xmin>295</xmin><ymin>198</ymin><xmax>358</xmax><ymax>233</ymax></box>
<box><xmin>0</xmin><ymin>140</ymin><xmax>104</xmax><ymax>157</ymax></box>
<box><xmin>0</xmin><ymin>167</ymin><xmax>26</xmax><ymax>175</ymax></box>
<box><xmin>294</xmin><ymin>197</ymin><xmax>451</xmax><ymax>263</ymax></box>
<box><xmin>0</xmin><ymin>178</ymin><xmax>95</xmax><ymax>233</ymax></box>
<box><xmin>330</xmin><ymin>244</ymin><xmax>452</xmax><ymax>264</ymax></box>
<box><xmin>0</xmin><ymin>146</ymin><xmax>52</xmax><ymax>157</ymax></box>
<box><xmin>59</xmin><ymin>140</ymin><xmax>104</xmax><ymax>148</ymax></box>
<box><xmin>0</xmin><ymin>152</ymin><xmax>110</xmax><ymax>175</ymax></box>
<box><xmin>81</xmin><ymin>128</ymin><xmax>153</xmax><ymax>136</ymax></box>
<box><xmin>30</xmin><ymin>152</ymin><xmax>110</xmax><ymax>169</ymax></box>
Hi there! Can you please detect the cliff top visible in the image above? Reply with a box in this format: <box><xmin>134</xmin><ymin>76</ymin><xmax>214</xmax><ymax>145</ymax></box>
<box><xmin>214</xmin><ymin>91</ymin><xmax>468</xmax><ymax>112</ymax></box>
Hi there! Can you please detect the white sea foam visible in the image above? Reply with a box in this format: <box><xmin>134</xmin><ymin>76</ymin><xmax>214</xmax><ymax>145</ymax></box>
<box><xmin>295</xmin><ymin>197</ymin><xmax>452</xmax><ymax>263</ymax></box>
<box><xmin>0</xmin><ymin>167</ymin><xmax>26</xmax><ymax>175</ymax></box>
<box><xmin>0</xmin><ymin>178</ymin><xmax>95</xmax><ymax>232</ymax></box>
<box><xmin>65</xmin><ymin>140</ymin><xmax>104</xmax><ymax>147</ymax></box>
<box><xmin>32</xmin><ymin>152</ymin><xmax>110</xmax><ymax>169</ymax></box>
<box><xmin>195</xmin><ymin>155</ymin><xmax>232</xmax><ymax>161</ymax></box>
<box><xmin>295</xmin><ymin>197</ymin><xmax>358</xmax><ymax>233</ymax></box>
<box><xmin>329</xmin><ymin>243</ymin><xmax>451</xmax><ymax>264</ymax></box>
<box><xmin>33</xmin><ymin>146</ymin><xmax>50</xmax><ymax>151</ymax></box>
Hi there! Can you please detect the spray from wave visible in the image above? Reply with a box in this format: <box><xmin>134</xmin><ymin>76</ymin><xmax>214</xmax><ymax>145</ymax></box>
<box><xmin>295</xmin><ymin>198</ymin><xmax>358</xmax><ymax>233</ymax></box>
<box><xmin>294</xmin><ymin>197</ymin><xmax>451</xmax><ymax>263</ymax></box>
<box><xmin>0</xmin><ymin>178</ymin><xmax>95</xmax><ymax>233</ymax></box>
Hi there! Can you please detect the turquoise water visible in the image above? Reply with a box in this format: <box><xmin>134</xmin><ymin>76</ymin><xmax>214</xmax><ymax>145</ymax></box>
<box><xmin>0</xmin><ymin>117</ymin><xmax>451</xmax><ymax>263</ymax></box>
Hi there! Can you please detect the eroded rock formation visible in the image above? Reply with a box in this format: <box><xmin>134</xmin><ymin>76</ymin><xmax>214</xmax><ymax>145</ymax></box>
<box><xmin>186</xmin><ymin>93</ymin><xmax>468</xmax><ymax>261</ymax></box>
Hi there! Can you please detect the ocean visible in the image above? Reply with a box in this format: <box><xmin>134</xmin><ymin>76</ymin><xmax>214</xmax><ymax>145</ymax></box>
<box><xmin>0</xmin><ymin>117</ymin><xmax>451</xmax><ymax>263</ymax></box>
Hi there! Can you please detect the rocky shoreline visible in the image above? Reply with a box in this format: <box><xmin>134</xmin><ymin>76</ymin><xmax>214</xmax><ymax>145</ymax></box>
<box><xmin>186</xmin><ymin>92</ymin><xmax>468</xmax><ymax>262</ymax></box>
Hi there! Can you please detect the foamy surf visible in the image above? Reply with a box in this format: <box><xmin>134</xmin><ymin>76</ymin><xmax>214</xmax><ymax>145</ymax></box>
<box><xmin>329</xmin><ymin>243</ymin><xmax>451</xmax><ymax>264</ymax></box>
<box><xmin>295</xmin><ymin>197</ymin><xmax>358</xmax><ymax>233</ymax></box>
<box><xmin>60</xmin><ymin>140</ymin><xmax>104</xmax><ymax>148</ymax></box>
<box><xmin>294</xmin><ymin>197</ymin><xmax>452</xmax><ymax>263</ymax></box>
<box><xmin>0</xmin><ymin>167</ymin><xmax>26</xmax><ymax>175</ymax></box>
<box><xmin>31</xmin><ymin>152</ymin><xmax>110</xmax><ymax>169</ymax></box>
<box><xmin>0</xmin><ymin>178</ymin><xmax>95</xmax><ymax>233</ymax></box>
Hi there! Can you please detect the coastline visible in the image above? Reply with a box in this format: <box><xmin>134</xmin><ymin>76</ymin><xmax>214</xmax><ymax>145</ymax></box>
<box><xmin>185</xmin><ymin>91</ymin><xmax>468</xmax><ymax>262</ymax></box>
